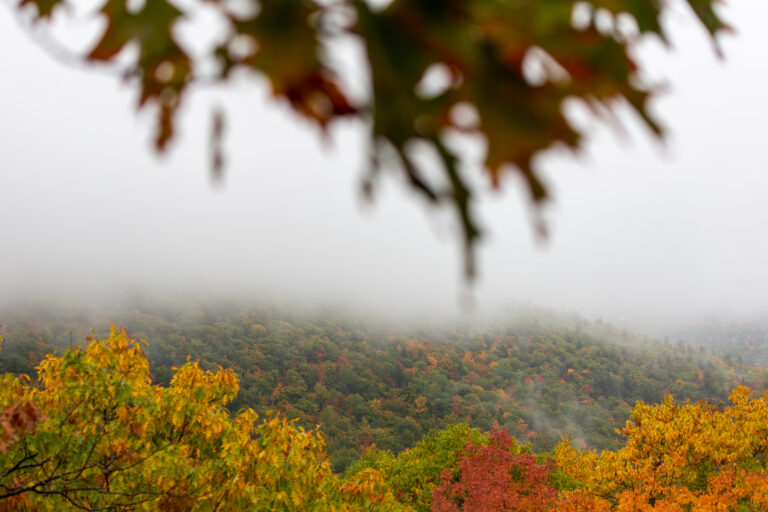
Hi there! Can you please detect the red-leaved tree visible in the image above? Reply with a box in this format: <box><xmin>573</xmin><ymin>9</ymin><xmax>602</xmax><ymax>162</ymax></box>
<box><xmin>432</xmin><ymin>428</ymin><xmax>555</xmax><ymax>512</ymax></box>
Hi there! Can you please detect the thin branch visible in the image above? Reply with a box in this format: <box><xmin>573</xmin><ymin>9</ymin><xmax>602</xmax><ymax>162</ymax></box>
<box><xmin>1</xmin><ymin>453</ymin><xmax>44</xmax><ymax>481</ymax></box>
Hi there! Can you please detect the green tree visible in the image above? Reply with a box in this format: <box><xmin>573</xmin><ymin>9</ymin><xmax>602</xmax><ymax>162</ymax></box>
<box><xmin>349</xmin><ymin>423</ymin><xmax>485</xmax><ymax>511</ymax></box>
<box><xmin>11</xmin><ymin>0</ymin><xmax>728</xmax><ymax>276</ymax></box>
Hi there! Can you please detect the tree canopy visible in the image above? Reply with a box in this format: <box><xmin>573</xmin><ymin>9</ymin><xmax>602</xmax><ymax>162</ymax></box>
<box><xmin>0</xmin><ymin>328</ymin><xmax>406</xmax><ymax>511</ymax></box>
<box><xmin>13</xmin><ymin>0</ymin><xmax>729</xmax><ymax>275</ymax></box>
<box><xmin>554</xmin><ymin>386</ymin><xmax>768</xmax><ymax>510</ymax></box>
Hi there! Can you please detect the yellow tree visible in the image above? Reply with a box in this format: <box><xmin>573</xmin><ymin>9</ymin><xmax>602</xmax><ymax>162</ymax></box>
<box><xmin>0</xmin><ymin>328</ymin><xmax>409</xmax><ymax>511</ymax></box>
<box><xmin>555</xmin><ymin>386</ymin><xmax>768</xmax><ymax>511</ymax></box>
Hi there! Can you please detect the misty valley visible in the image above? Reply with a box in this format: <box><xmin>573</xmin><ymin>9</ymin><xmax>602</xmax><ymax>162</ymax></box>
<box><xmin>3</xmin><ymin>303</ymin><xmax>768</xmax><ymax>510</ymax></box>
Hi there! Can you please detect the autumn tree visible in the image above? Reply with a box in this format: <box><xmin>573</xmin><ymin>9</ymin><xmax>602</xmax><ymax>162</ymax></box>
<box><xmin>350</xmin><ymin>423</ymin><xmax>558</xmax><ymax>512</ymax></box>
<box><xmin>432</xmin><ymin>428</ymin><xmax>556</xmax><ymax>512</ymax></box>
<box><xmin>555</xmin><ymin>386</ymin><xmax>768</xmax><ymax>511</ymax></box>
<box><xmin>350</xmin><ymin>423</ymin><xmax>485</xmax><ymax>511</ymax></box>
<box><xmin>10</xmin><ymin>0</ymin><xmax>729</xmax><ymax>277</ymax></box>
<box><xmin>0</xmin><ymin>328</ymin><xmax>408</xmax><ymax>511</ymax></box>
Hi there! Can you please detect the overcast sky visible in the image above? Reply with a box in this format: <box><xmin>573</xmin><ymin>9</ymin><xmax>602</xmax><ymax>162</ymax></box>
<box><xmin>1</xmin><ymin>0</ymin><xmax>766</xmax><ymax>329</ymax></box>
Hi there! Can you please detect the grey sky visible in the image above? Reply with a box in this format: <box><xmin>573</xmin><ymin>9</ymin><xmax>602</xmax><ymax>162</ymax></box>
<box><xmin>1</xmin><ymin>0</ymin><xmax>766</xmax><ymax>327</ymax></box>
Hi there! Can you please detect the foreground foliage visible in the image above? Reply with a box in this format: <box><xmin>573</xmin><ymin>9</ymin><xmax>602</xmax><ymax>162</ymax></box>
<box><xmin>0</xmin><ymin>328</ymin><xmax>405</xmax><ymax>511</ymax></box>
<box><xmin>350</xmin><ymin>424</ymin><xmax>486</xmax><ymax>511</ymax></box>
<box><xmin>555</xmin><ymin>386</ymin><xmax>768</xmax><ymax>511</ymax></box>
<box><xmin>13</xmin><ymin>0</ymin><xmax>729</xmax><ymax>275</ymax></box>
<box><xmin>353</xmin><ymin>390</ymin><xmax>768</xmax><ymax>511</ymax></box>
<box><xmin>432</xmin><ymin>428</ymin><xmax>555</xmax><ymax>512</ymax></box>
<box><xmin>353</xmin><ymin>424</ymin><xmax>556</xmax><ymax>512</ymax></box>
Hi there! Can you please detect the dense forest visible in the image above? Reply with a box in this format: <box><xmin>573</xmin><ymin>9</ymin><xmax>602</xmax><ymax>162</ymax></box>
<box><xmin>2</xmin><ymin>304</ymin><xmax>766</xmax><ymax>473</ymax></box>
<box><xmin>3</xmin><ymin>318</ymin><xmax>768</xmax><ymax>511</ymax></box>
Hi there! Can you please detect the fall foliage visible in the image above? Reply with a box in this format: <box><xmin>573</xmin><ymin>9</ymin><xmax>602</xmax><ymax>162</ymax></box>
<box><xmin>2</xmin><ymin>305</ymin><xmax>765</xmax><ymax>474</ymax></box>
<box><xmin>432</xmin><ymin>428</ymin><xmax>556</xmax><ymax>512</ymax></box>
<box><xmin>350</xmin><ymin>423</ymin><xmax>486</xmax><ymax>511</ymax></box>
<box><xmin>3</xmin><ymin>323</ymin><xmax>768</xmax><ymax>510</ymax></box>
<box><xmin>0</xmin><ymin>328</ymin><xmax>406</xmax><ymax>511</ymax></box>
<box><xmin>555</xmin><ymin>386</ymin><xmax>768</xmax><ymax>511</ymax></box>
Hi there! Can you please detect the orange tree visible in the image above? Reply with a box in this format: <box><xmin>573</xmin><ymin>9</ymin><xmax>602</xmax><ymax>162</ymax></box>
<box><xmin>432</xmin><ymin>428</ymin><xmax>556</xmax><ymax>512</ymax></box>
<box><xmin>0</xmin><ymin>328</ymin><xmax>409</xmax><ymax>511</ymax></box>
<box><xmin>555</xmin><ymin>386</ymin><xmax>768</xmax><ymax>511</ymax></box>
<box><xmin>11</xmin><ymin>0</ymin><xmax>729</xmax><ymax>277</ymax></box>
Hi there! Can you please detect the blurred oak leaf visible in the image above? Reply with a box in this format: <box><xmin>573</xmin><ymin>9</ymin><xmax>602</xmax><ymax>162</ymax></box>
<box><xmin>13</xmin><ymin>0</ymin><xmax>731</xmax><ymax>278</ymax></box>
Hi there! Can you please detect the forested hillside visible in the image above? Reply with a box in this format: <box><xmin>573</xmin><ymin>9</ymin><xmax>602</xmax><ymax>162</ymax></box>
<box><xmin>6</xmin><ymin>329</ymin><xmax>768</xmax><ymax>511</ymax></box>
<box><xmin>1</xmin><ymin>304</ymin><xmax>766</xmax><ymax>472</ymax></box>
<box><xmin>668</xmin><ymin>317</ymin><xmax>768</xmax><ymax>367</ymax></box>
